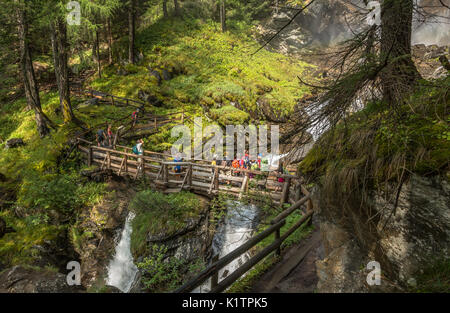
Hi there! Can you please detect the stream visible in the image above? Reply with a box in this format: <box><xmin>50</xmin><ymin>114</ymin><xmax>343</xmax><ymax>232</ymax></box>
<box><xmin>106</xmin><ymin>211</ymin><xmax>138</xmax><ymax>293</ymax></box>
<box><xmin>105</xmin><ymin>200</ymin><xmax>259</xmax><ymax>293</ymax></box>
<box><xmin>194</xmin><ymin>200</ymin><xmax>259</xmax><ymax>293</ymax></box>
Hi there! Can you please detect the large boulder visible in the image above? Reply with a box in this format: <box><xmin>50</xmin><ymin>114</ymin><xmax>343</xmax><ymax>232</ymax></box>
<box><xmin>162</xmin><ymin>68</ymin><xmax>172</xmax><ymax>81</ymax></box>
<box><xmin>5</xmin><ymin>138</ymin><xmax>25</xmax><ymax>149</ymax></box>
<box><xmin>148</xmin><ymin>68</ymin><xmax>162</xmax><ymax>85</ymax></box>
<box><xmin>313</xmin><ymin>174</ymin><xmax>450</xmax><ymax>292</ymax></box>
<box><xmin>0</xmin><ymin>266</ymin><xmax>85</xmax><ymax>293</ymax></box>
<box><xmin>80</xmin><ymin>168</ymin><xmax>113</xmax><ymax>183</ymax></box>
<box><xmin>77</xmin><ymin>97</ymin><xmax>99</xmax><ymax>108</ymax></box>
<box><xmin>137</xmin><ymin>89</ymin><xmax>164</xmax><ymax>107</ymax></box>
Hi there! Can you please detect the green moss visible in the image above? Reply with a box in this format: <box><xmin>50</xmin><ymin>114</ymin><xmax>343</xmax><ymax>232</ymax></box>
<box><xmin>210</xmin><ymin>105</ymin><xmax>250</xmax><ymax>125</ymax></box>
<box><xmin>0</xmin><ymin>210</ymin><xmax>66</xmax><ymax>266</ymax></box>
<box><xmin>298</xmin><ymin>77</ymin><xmax>450</xmax><ymax>182</ymax></box>
<box><xmin>130</xmin><ymin>190</ymin><xmax>205</xmax><ymax>257</ymax></box>
<box><xmin>88</xmin><ymin>19</ymin><xmax>310</xmax><ymax>121</ymax></box>
<box><xmin>409</xmin><ymin>258</ymin><xmax>450</xmax><ymax>293</ymax></box>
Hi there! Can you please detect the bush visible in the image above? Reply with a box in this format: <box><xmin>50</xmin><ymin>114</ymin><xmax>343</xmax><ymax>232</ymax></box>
<box><xmin>137</xmin><ymin>245</ymin><xmax>185</xmax><ymax>292</ymax></box>
<box><xmin>130</xmin><ymin>190</ymin><xmax>204</xmax><ymax>257</ymax></box>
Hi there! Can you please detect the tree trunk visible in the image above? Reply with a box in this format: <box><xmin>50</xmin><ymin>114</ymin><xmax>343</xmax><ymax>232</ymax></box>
<box><xmin>128</xmin><ymin>0</ymin><xmax>135</xmax><ymax>64</ymax></box>
<box><xmin>107</xmin><ymin>18</ymin><xmax>113</xmax><ymax>64</ymax></box>
<box><xmin>163</xmin><ymin>0</ymin><xmax>168</xmax><ymax>18</ymax></box>
<box><xmin>380</xmin><ymin>0</ymin><xmax>419</xmax><ymax>102</ymax></box>
<box><xmin>174</xmin><ymin>0</ymin><xmax>180</xmax><ymax>16</ymax></box>
<box><xmin>95</xmin><ymin>29</ymin><xmax>101</xmax><ymax>78</ymax></box>
<box><xmin>220</xmin><ymin>1</ymin><xmax>226</xmax><ymax>32</ymax></box>
<box><xmin>16</xmin><ymin>3</ymin><xmax>52</xmax><ymax>137</ymax></box>
<box><xmin>51</xmin><ymin>17</ymin><xmax>76</xmax><ymax>123</ymax></box>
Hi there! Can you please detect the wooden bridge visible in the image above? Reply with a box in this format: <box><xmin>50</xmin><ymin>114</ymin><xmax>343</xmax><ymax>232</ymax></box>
<box><xmin>74</xmin><ymin>90</ymin><xmax>314</xmax><ymax>293</ymax></box>
<box><xmin>76</xmin><ymin>138</ymin><xmax>307</xmax><ymax>206</ymax></box>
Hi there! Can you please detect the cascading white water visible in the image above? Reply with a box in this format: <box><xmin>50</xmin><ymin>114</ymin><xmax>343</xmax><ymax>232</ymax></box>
<box><xmin>195</xmin><ymin>200</ymin><xmax>259</xmax><ymax>293</ymax></box>
<box><xmin>106</xmin><ymin>211</ymin><xmax>138</xmax><ymax>292</ymax></box>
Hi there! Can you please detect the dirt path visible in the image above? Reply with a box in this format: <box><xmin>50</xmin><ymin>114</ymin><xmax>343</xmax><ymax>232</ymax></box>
<box><xmin>251</xmin><ymin>227</ymin><xmax>322</xmax><ymax>293</ymax></box>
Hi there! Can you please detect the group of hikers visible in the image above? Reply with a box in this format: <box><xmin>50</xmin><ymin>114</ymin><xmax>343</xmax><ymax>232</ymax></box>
<box><xmin>211</xmin><ymin>151</ymin><xmax>263</xmax><ymax>176</ymax></box>
<box><xmin>96</xmin><ymin>124</ymin><xmax>114</xmax><ymax>147</ymax></box>
<box><xmin>95</xmin><ymin>121</ymin><xmax>289</xmax><ymax>183</ymax></box>
<box><xmin>172</xmin><ymin>150</ymin><xmax>289</xmax><ymax>188</ymax></box>
<box><xmin>95</xmin><ymin>107</ymin><xmax>143</xmax><ymax>147</ymax></box>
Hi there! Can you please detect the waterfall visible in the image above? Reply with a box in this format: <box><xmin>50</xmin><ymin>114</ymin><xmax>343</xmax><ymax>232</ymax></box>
<box><xmin>195</xmin><ymin>200</ymin><xmax>259</xmax><ymax>293</ymax></box>
<box><xmin>106</xmin><ymin>211</ymin><xmax>138</xmax><ymax>293</ymax></box>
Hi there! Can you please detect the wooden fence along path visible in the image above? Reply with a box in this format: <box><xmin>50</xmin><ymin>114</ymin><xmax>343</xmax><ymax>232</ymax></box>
<box><xmin>72</xmin><ymin>88</ymin><xmax>188</xmax><ymax>140</ymax></box>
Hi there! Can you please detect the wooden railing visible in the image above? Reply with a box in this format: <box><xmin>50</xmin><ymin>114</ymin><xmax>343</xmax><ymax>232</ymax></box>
<box><xmin>174</xmin><ymin>195</ymin><xmax>313</xmax><ymax>293</ymax></box>
<box><xmin>76</xmin><ymin>139</ymin><xmax>304</xmax><ymax>204</ymax></box>
<box><xmin>74</xmin><ymin>89</ymin><xmax>146</xmax><ymax>108</ymax></box>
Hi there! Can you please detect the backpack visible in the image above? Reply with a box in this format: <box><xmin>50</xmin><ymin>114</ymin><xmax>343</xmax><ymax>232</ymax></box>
<box><xmin>132</xmin><ymin>145</ymin><xmax>138</xmax><ymax>154</ymax></box>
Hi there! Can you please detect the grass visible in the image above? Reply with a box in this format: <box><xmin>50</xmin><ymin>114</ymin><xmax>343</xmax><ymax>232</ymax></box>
<box><xmin>88</xmin><ymin>18</ymin><xmax>311</xmax><ymax>125</ymax></box>
<box><xmin>409</xmin><ymin>258</ymin><xmax>450</xmax><ymax>293</ymax></box>
<box><xmin>299</xmin><ymin>77</ymin><xmax>450</xmax><ymax>182</ymax></box>
<box><xmin>0</xmin><ymin>90</ymin><xmax>112</xmax><ymax>267</ymax></box>
<box><xmin>129</xmin><ymin>190</ymin><xmax>206</xmax><ymax>258</ymax></box>
<box><xmin>0</xmin><ymin>210</ymin><xmax>66</xmax><ymax>266</ymax></box>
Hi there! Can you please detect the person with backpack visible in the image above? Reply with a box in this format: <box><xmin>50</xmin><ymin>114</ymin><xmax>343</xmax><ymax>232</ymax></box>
<box><xmin>276</xmin><ymin>161</ymin><xmax>285</xmax><ymax>192</ymax></box>
<box><xmin>96</xmin><ymin>129</ymin><xmax>105</xmax><ymax>147</ymax></box>
<box><xmin>174</xmin><ymin>153</ymin><xmax>182</xmax><ymax>174</ymax></box>
<box><xmin>132</xmin><ymin>108</ymin><xmax>140</xmax><ymax>127</ymax></box>
<box><xmin>232</xmin><ymin>158</ymin><xmax>239</xmax><ymax>176</ymax></box>
<box><xmin>133</xmin><ymin>139</ymin><xmax>144</xmax><ymax>172</ymax></box>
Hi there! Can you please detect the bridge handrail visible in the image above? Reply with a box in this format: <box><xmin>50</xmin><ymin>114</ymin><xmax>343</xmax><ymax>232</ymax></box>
<box><xmin>77</xmin><ymin>139</ymin><xmax>301</xmax><ymax>179</ymax></box>
<box><xmin>174</xmin><ymin>196</ymin><xmax>314</xmax><ymax>293</ymax></box>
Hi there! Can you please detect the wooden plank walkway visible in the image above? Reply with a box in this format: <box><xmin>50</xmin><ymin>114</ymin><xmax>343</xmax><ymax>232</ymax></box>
<box><xmin>77</xmin><ymin>138</ymin><xmax>305</xmax><ymax>204</ymax></box>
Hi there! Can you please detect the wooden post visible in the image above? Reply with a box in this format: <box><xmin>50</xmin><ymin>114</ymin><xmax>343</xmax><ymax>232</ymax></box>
<box><xmin>111</xmin><ymin>95</ymin><xmax>115</xmax><ymax>106</ymax></box>
<box><xmin>154</xmin><ymin>117</ymin><xmax>157</xmax><ymax>129</ymax></box>
<box><xmin>210</xmin><ymin>254</ymin><xmax>219</xmax><ymax>290</ymax></box>
<box><xmin>163</xmin><ymin>163</ymin><xmax>168</xmax><ymax>184</ymax></box>
<box><xmin>141</xmin><ymin>151</ymin><xmax>145</xmax><ymax>177</ymax></box>
<box><xmin>306</xmin><ymin>198</ymin><xmax>313</xmax><ymax>226</ymax></box>
<box><xmin>118</xmin><ymin>156</ymin><xmax>126</xmax><ymax>176</ymax></box>
<box><xmin>214</xmin><ymin>167</ymin><xmax>219</xmax><ymax>191</ymax></box>
<box><xmin>239</xmin><ymin>174</ymin><xmax>249</xmax><ymax>199</ymax></box>
<box><xmin>294</xmin><ymin>181</ymin><xmax>301</xmax><ymax>202</ymax></box>
<box><xmin>88</xmin><ymin>147</ymin><xmax>93</xmax><ymax>166</ymax></box>
<box><xmin>124</xmin><ymin>155</ymin><xmax>128</xmax><ymax>174</ymax></box>
<box><xmin>181</xmin><ymin>108</ymin><xmax>185</xmax><ymax>124</ymax></box>
<box><xmin>107</xmin><ymin>151</ymin><xmax>111</xmax><ymax>169</ymax></box>
<box><xmin>280</xmin><ymin>177</ymin><xmax>291</xmax><ymax>206</ymax></box>
<box><xmin>188</xmin><ymin>164</ymin><xmax>192</xmax><ymax>189</ymax></box>
<box><xmin>275</xmin><ymin>229</ymin><xmax>281</xmax><ymax>256</ymax></box>
<box><xmin>126</xmin><ymin>99</ymin><xmax>129</xmax><ymax>106</ymax></box>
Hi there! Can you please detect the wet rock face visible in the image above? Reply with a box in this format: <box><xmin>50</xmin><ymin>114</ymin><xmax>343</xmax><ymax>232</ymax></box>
<box><xmin>75</xmin><ymin>178</ymin><xmax>133</xmax><ymax>289</ymax></box>
<box><xmin>0</xmin><ymin>266</ymin><xmax>85</xmax><ymax>293</ymax></box>
<box><xmin>257</xmin><ymin>0</ymin><xmax>354</xmax><ymax>53</ymax></box>
<box><xmin>314</xmin><ymin>175</ymin><xmax>450</xmax><ymax>292</ymax></box>
<box><xmin>412</xmin><ymin>44</ymin><xmax>449</xmax><ymax>79</ymax></box>
<box><xmin>31</xmin><ymin>230</ymin><xmax>80</xmax><ymax>273</ymax></box>
<box><xmin>375</xmin><ymin>175</ymin><xmax>450</xmax><ymax>282</ymax></box>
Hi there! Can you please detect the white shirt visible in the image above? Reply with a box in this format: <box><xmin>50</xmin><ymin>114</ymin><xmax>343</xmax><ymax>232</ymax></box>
<box><xmin>136</xmin><ymin>142</ymin><xmax>143</xmax><ymax>154</ymax></box>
